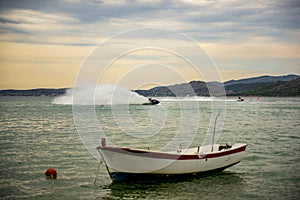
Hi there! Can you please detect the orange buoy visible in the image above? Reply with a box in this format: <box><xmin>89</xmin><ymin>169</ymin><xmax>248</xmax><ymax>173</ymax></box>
<box><xmin>45</xmin><ymin>168</ymin><xmax>57</xmax><ymax>179</ymax></box>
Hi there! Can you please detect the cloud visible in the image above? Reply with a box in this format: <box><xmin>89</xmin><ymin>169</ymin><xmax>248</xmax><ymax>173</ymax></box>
<box><xmin>0</xmin><ymin>8</ymin><xmax>78</xmax><ymax>34</ymax></box>
<box><xmin>0</xmin><ymin>42</ymin><xmax>92</xmax><ymax>89</ymax></box>
<box><xmin>0</xmin><ymin>0</ymin><xmax>299</xmax><ymax>89</ymax></box>
<box><xmin>1</xmin><ymin>0</ymin><xmax>299</xmax><ymax>44</ymax></box>
<box><xmin>202</xmin><ymin>36</ymin><xmax>300</xmax><ymax>79</ymax></box>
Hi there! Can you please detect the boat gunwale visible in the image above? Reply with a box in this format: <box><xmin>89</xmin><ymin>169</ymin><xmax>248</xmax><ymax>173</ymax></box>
<box><xmin>97</xmin><ymin>144</ymin><xmax>247</xmax><ymax>160</ymax></box>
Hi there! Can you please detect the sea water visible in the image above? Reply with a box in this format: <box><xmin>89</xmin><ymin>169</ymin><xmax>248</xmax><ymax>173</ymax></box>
<box><xmin>0</xmin><ymin>95</ymin><xmax>299</xmax><ymax>199</ymax></box>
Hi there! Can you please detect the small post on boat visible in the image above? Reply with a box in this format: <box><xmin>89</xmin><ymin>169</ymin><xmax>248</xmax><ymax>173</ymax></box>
<box><xmin>101</xmin><ymin>138</ymin><xmax>106</xmax><ymax>147</ymax></box>
<box><xmin>211</xmin><ymin>111</ymin><xmax>221</xmax><ymax>152</ymax></box>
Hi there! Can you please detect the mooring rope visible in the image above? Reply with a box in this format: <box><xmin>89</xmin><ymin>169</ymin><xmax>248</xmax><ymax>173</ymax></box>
<box><xmin>94</xmin><ymin>160</ymin><xmax>103</xmax><ymax>185</ymax></box>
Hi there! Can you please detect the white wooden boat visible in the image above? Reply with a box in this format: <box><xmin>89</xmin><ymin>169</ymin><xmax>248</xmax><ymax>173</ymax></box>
<box><xmin>96</xmin><ymin>142</ymin><xmax>247</xmax><ymax>182</ymax></box>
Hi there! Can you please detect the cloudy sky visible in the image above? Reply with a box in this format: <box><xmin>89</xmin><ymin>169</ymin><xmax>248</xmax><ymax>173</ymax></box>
<box><xmin>0</xmin><ymin>0</ymin><xmax>299</xmax><ymax>89</ymax></box>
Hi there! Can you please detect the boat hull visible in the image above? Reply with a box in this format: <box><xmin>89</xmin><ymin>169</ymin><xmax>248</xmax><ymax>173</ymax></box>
<box><xmin>108</xmin><ymin>161</ymin><xmax>240</xmax><ymax>181</ymax></box>
<box><xmin>97</xmin><ymin>143</ymin><xmax>247</xmax><ymax>182</ymax></box>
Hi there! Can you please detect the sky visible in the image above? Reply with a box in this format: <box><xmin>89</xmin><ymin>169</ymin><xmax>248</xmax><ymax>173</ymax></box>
<box><xmin>0</xmin><ymin>0</ymin><xmax>299</xmax><ymax>89</ymax></box>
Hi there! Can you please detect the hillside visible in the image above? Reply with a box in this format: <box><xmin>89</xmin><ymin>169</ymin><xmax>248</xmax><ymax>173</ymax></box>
<box><xmin>136</xmin><ymin>81</ymin><xmax>226</xmax><ymax>97</ymax></box>
<box><xmin>0</xmin><ymin>88</ymin><xmax>69</xmax><ymax>96</ymax></box>
<box><xmin>0</xmin><ymin>75</ymin><xmax>299</xmax><ymax>97</ymax></box>
<box><xmin>224</xmin><ymin>74</ymin><xmax>299</xmax><ymax>86</ymax></box>
<box><xmin>135</xmin><ymin>75</ymin><xmax>300</xmax><ymax>97</ymax></box>
<box><xmin>239</xmin><ymin>78</ymin><xmax>300</xmax><ymax>96</ymax></box>
<box><xmin>136</xmin><ymin>81</ymin><xmax>212</xmax><ymax>97</ymax></box>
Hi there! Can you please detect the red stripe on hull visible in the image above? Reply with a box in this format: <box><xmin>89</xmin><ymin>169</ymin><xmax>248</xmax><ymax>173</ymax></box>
<box><xmin>200</xmin><ymin>145</ymin><xmax>247</xmax><ymax>159</ymax></box>
<box><xmin>97</xmin><ymin>145</ymin><xmax>247</xmax><ymax>160</ymax></box>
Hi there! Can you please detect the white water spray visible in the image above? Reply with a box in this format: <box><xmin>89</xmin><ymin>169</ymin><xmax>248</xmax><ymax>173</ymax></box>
<box><xmin>52</xmin><ymin>84</ymin><xmax>148</xmax><ymax>105</ymax></box>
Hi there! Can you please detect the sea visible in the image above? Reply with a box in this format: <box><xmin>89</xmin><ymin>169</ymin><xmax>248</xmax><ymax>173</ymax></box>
<box><xmin>0</xmin><ymin>93</ymin><xmax>299</xmax><ymax>199</ymax></box>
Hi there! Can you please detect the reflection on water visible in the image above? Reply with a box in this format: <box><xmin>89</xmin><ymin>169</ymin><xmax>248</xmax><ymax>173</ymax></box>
<box><xmin>0</xmin><ymin>97</ymin><xmax>299</xmax><ymax>199</ymax></box>
<box><xmin>105</xmin><ymin>172</ymin><xmax>244</xmax><ymax>200</ymax></box>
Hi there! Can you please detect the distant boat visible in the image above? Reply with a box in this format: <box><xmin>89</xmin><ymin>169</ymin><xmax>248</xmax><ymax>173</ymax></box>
<box><xmin>97</xmin><ymin>142</ymin><xmax>247</xmax><ymax>182</ymax></box>
<box><xmin>237</xmin><ymin>96</ymin><xmax>244</xmax><ymax>101</ymax></box>
<box><xmin>142</xmin><ymin>98</ymin><xmax>160</xmax><ymax>105</ymax></box>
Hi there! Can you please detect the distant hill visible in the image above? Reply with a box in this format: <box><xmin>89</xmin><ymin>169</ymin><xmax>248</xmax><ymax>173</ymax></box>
<box><xmin>239</xmin><ymin>78</ymin><xmax>300</xmax><ymax>96</ymax></box>
<box><xmin>0</xmin><ymin>88</ymin><xmax>69</xmax><ymax>96</ymax></box>
<box><xmin>224</xmin><ymin>74</ymin><xmax>299</xmax><ymax>86</ymax></box>
<box><xmin>135</xmin><ymin>81</ymin><xmax>225</xmax><ymax>97</ymax></box>
<box><xmin>136</xmin><ymin>81</ymin><xmax>208</xmax><ymax>97</ymax></box>
<box><xmin>135</xmin><ymin>74</ymin><xmax>300</xmax><ymax>97</ymax></box>
<box><xmin>0</xmin><ymin>74</ymin><xmax>299</xmax><ymax>97</ymax></box>
<box><xmin>224</xmin><ymin>74</ymin><xmax>300</xmax><ymax>94</ymax></box>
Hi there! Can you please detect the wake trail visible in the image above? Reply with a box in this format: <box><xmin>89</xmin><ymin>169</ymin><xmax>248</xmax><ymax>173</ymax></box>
<box><xmin>52</xmin><ymin>84</ymin><xmax>149</xmax><ymax>105</ymax></box>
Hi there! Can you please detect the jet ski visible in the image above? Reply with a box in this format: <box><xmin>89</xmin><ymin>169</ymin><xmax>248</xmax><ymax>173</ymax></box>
<box><xmin>143</xmin><ymin>98</ymin><xmax>160</xmax><ymax>105</ymax></box>
<box><xmin>237</xmin><ymin>96</ymin><xmax>244</xmax><ymax>101</ymax></box>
